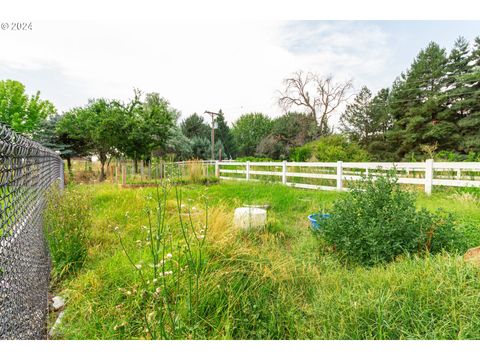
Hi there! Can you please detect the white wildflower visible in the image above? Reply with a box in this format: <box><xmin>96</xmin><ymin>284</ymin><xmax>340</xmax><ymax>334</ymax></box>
<box><xmin>166</xmin><ymin>253</ymin><xmax>173</xmax><ymax>259</ymax></box>
<box><xmin>135</xmin><ymin>264</ymin><xmax>142</xmax><ymax>269</ymax></box>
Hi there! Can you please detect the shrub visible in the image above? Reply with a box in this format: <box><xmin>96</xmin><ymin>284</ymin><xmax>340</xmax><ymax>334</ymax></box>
<box><xmin>321</xmin><ymin>174</ymin><xmax>460</xmax><ymax>266</ymax></box>
<box><xmin>290</xmin><ymin>135</ymin><xmax>370</xmax><ymax>162</ymax></box>
<box><xmin>44</xmin><ymin>186</ymin><xmax>91</xmax><ymax>282</ymax></box>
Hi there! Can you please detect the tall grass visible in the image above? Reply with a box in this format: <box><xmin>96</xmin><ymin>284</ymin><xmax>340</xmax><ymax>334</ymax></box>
<box><xmin>50</xmin><ymin>182</ymin><xmax>480</xmax><ymax>339</ymax></box>
<box><xmin>44</xmin><ymin>186</ymin><xmax>92</xmax><ymax>283</ymax></box>
<box><xmin>114</xmin><ymin>183</ymin><xmax>209</xmax><ymax>339</ymax></box>
<box><xmin>185</xmin><ymin>160</ymin><xmax>204</xmax><ymax>183</ymax></box>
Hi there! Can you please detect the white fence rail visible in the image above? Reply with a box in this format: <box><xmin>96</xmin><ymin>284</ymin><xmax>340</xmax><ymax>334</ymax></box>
<box><xmin>212</xmin><ymin>159</ymin><xmax>480</xmax><ymax>195</ymax></box>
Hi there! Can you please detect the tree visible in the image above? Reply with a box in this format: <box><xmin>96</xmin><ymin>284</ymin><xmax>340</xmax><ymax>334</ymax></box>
<box><xmin>214</xmin><ymin>110</ymin><xmax>236</xmax><ymax>159</ymax></box>
<box><xmin>441</xmin><ymin>37</ymin><xmax>473</xmax><ymax>153</ymax></box>
<box><xmin>181</xmin><ymin>113</ymin><xmax>210</xmax><ymax>139</ymax></box>
<box><xmin>191</xmin><ymin>136</ymin><xmax>211</xmax><ymax>159</ymax></box>
<box><xmin>231</xmin><ymin>113</ymin><xmax>272</xmax><ymax>157</ymax></box>
<box><xmin>0</xmin><ymin>79</ymin><xmax>56</xmax><ymax>134</ymax></box>
<box><xmin>368</xmin><ymin>88</ymin><xmax>393</xmax><ymax>139</ymax></box>
<box><xmin>164</xmin><ymin>126</ymin><xmax>193</xmax><ymax>160</ymax></box>
<box><xmin>256</xmin><ymin>112</ymin><xmax>317</xmax><ymax>159</ymax></box>
<box><xmin>340</xmin><ymin>86</ymin><xmax>375</xmax><ymax>145</ymax></box>
<box><xmin>457</xmin><ymin>36</ymin><xmax>480</xmax><ymax>154</ymax></box>
<box><xmin>121</xmin><ymin>91</ymin><xmax>178</xmax><ymax>170</ymax></box>
<box><xmin>365</xmin><ymin>88</ymin><xmax>395</xmax><ymax>160</ymax></box>
<box><xmin>387</xmin><ymin>42</ymin><xmax>451</xmax><ymax>159</ymax></box>
<box><xmin>33</xmin><ymin>115</ymin><xmax>73</xmax><ymax>162</ymax></box>
<box><xmin>57</xmin><ymin>98</ymin><xmax>127</xmax><ymax>181</ymax></box>
<box><xmin>277</xmin><ymin>71</ymin><xmax>353</xmax><ymax>135</ymax></box>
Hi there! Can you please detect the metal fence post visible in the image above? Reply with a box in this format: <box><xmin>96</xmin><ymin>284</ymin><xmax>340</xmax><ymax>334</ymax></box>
<box><xmin>246</xmin><ymin>161</ymin><xmax>250</xmax><ymax>181</ymax></box>
<box><xmin>425</xmin><ymin>159</ymin><xmax>433</xmax><ymax>195</ymax></box>
<box><xmin>282</xmin><ymin>161</ymin><xmax>287</xmax><ymax>184</ymax></box>
<box><xmin>59</xmin><ymin>160</ymin><xmax>65</xmax><ymax>190</ymax></box>
<box><xmin>336</xmin><ymin>161</ymin><xmax>343</xmax><ymax>191</ymax></box>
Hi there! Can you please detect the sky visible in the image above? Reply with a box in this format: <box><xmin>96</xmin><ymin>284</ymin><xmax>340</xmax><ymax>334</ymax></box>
<box><xmin>1</xmin><ymin>20</ymin><xmax>479</xmax><ymax>126</ymax></box>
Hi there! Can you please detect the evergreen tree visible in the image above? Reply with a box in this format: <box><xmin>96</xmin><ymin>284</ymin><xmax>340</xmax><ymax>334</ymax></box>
<box><xmin>365</xmin><ymin>88</ymin><xmax>395</xmax><ymax>160</ymax></box>
<box><xmin>457</xmin><ymin>36</ymin><xmax>480</xmax><ymax>154</ymax></box>
<box><xmin>180</xmin><ymin>113</ymin><xmax>210</xmax><ymax>140</ymax></box>
<box><xmin>33</xmin><ymin>114</ymin><xmax>73</xmax><ymax>160</ymax></box>
<box><xmin>340</xmin><ymin>86</ymin><xmax>374</xmax><ymax>145</ymax></box>
<box><xmin>439</xmin><ymin>36</ymin><xmax>472</xmax><ymax>152</ymax></box>
<box><xmin>214</xmin><ymin>110</ymin><xmax>236</xmax><ymax>159</ymax></box>
<box><xmin>369</xmin><ymin>88</ymin><xmax>393</xmax><ymax>139</ymax></box>
<box><xmin>387</xmin><ymin>42</ymin><xmax>450</xmax><ymax>159</ymax></box>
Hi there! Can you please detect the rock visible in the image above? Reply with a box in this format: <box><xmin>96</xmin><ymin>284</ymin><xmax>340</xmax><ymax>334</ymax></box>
<box><xmin>51</xmin><ymin>296</ymin><xmax>65</xmax><ymax>311</ymax></box>
<box><xmin>464</xmin><ymin>246</ymin><xmax>480</xmax><ymax>267</ymax></box>
<box><xmin>234</xmin><ymin>207</ymin><xmax>267</xmax><ymax>230</ymax></box>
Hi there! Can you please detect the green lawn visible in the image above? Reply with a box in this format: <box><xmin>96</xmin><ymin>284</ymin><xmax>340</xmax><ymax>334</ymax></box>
<box><xmin>50</xmin><ymin>181</ymin><xmax>480</xmax><ymax>339</ymax></box>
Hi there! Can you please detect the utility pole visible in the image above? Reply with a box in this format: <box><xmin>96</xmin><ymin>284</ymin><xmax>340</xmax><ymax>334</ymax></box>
<box><xmin>204</xmin><ymin>110</ymin><xmax>220</xmax><ymax>160</ymax></box>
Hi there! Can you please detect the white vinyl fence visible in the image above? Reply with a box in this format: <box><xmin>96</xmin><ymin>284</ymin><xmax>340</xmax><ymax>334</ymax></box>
<box><xmin>212</xmin><ymin>159</ymin><xmax>480</xmax><ymax>195</ymax></box>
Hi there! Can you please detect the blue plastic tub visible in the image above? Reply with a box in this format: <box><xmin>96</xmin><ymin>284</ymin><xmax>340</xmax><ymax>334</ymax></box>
<box><xmin>308</xmin><ymin>213</ymin><xmax>331</xmax><ymax>231</ymax></box>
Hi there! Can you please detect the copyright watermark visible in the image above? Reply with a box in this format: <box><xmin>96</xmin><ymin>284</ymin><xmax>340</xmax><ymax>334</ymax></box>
<box><xmin>1</xmin><ymin>22</ymin><xmax>33</xmax><ymax>31</ymax></box>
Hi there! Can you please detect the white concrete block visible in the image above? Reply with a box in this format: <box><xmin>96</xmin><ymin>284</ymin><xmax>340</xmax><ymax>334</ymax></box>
<box><xmin>233</xmin><ymin>207</ymin><xmax>267</xmax><ymax>230</ymax></box>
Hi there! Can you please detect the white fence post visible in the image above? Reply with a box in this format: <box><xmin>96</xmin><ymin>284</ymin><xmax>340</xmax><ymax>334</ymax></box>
<box><xmin>282</xmin><ymin>161</ymin><xmax>287</xmax><ymax>184</ymax></box>
<box><xmin>425</xmin><ymin>159</ymin><xmax>433</xmax><ymax>195</ymax></box>
<box><xmin>246</xmin><ymin>161</ymin><xmax>250</xmax><ymax>181</ymax></box>
<box><xmin>215</xmin><ymin>160</ymin><xmax>220</xmax><ymax>178</ymax></box>
<box><xmin>336</xmin><ymin>161</ymin><xmax>343</xmax><ymax>191</ymax></box>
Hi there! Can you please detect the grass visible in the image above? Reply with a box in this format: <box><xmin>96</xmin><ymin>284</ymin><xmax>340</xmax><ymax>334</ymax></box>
<box><xmin>49</xmin><ymin>181</ymin><xmax>480</xmax><ymax>339</ymax></box>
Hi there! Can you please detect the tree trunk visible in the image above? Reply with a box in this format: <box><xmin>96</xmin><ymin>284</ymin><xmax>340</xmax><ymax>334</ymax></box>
<box><xmin>99</xmin><ymin>152</ymin><xmax>107</xmax><ymax>181</ymax></box>
<box><xmin>134</xmin><ymin>158</ymin><xmax>138</xmax><ymax>174</ymax></box>
<box><xmin>66</xmin><ymin>156</ymin><xmax>72</xmax><ymax>174</ymax></box>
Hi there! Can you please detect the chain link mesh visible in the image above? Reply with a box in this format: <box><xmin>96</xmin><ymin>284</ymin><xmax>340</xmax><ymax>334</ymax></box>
<box><xmin>0</xmin><ymin>124</ymin><xmax>64</xmax><ymax>340</ymax></box>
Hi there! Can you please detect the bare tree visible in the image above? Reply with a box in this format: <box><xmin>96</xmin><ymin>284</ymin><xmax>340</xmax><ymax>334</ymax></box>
<box><xmin>277</xmin><ymin>70</ymin><xmax>353</xmax><ymax>135</ymax></box>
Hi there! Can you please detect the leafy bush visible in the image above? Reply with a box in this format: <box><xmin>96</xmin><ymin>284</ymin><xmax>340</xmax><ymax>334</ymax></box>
<box><xmin>289</xmin><ymin>147</ymin><xmax>312</xmax><ymax>162</ymax></box>
<box><xmin>290</xmin><ymin>135</ymin><xmax>370</xmax><ymax>162</ymax></box>
<box><xmin>321</xmin><ymin>174</ymin><xmax>460</xmax><ymax>266</ymax></box>
<box><xmin>44</xmin><ymin>186</ymin><xmax>91</xmax><ymax>282</ymax></box>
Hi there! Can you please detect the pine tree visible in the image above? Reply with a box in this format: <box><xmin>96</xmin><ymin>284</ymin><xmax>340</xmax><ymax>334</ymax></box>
<box><xmin>33</xmin><ymin>115</ymin><xmax>73</xmax><ymax>163</ymax></box>
<box><xmin>340</xmin><ymin>86</ymin><xmax>374</xmax><ymax>145</ymax></box>
<box><xmin>438</xmin><ymin>36</ymin><xmax>471</xmax><ymax>152</ymax></box>
<box><xmin>180</xmin><ymin>113</ymin><xmax>210</xmax><ymax>140</ymax></box>
<box><xmin>457</xmin><ymin>36</ymin><xmax>480</xmax><ymax>154</ymax></box>
<box><xmin>387</xmin><ymin>42</ymin><xmax>450</xmax><ymax>159</ymax></box>
<box><xmin>214</xmin><ymin>110</ymin><xmax>236</xmax><ymax>159</ymax></box>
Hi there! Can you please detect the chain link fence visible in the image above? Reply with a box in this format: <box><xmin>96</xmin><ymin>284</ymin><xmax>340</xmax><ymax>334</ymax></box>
<box><xmin>0</xmin><ymin>124</ymin><xmax>64</xmax><ymax>340</ymax></box>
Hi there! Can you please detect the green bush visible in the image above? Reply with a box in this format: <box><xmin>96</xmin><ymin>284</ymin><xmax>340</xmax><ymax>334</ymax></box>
<box><xmin>289</xmin><ymin>147</ymin><xmax>312</xmax><ymax>162</ymax></box>
<box><xmin>44</xmin><ymin>186</ymin><xmax>91</xmax><ymax>282</ymax></box>
<box><xmin>290</xmin><ymin>135</ymin><xmax>370</xmax><ymax>162</ymax></box>
<box><xmin>321</xmin><ymin>174</ymin><xmax>461</xmax><ymax>266</ymax></box>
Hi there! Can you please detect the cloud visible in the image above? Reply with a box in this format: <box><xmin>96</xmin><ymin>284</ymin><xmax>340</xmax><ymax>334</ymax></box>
<box><xmin>0</xmin><ymin>20</ymin><xmax>392</xmax><ymax>127</ymax></box>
